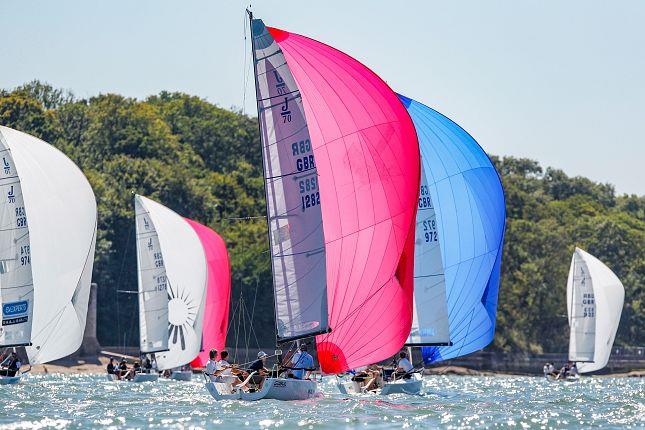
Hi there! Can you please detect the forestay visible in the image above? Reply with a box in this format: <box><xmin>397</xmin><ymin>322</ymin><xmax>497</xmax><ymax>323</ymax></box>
<box><xmin>0</xmin><ymin>126</ymin><xmax>97</xmax><ymax>365</ymax></box>
<box><xmin>135</xmin><ymin>195</ymin><xmax>207</xmax><ymax>370</ymax></box>
<box><xmin>397</xmin><ymin>96</ymin><xmax>506</xmax><ymax>365</ymax></box>
<box><xmin>250</xmin><ymin>19</ymin><xmax>329</xmax><ymax>342</ymax></box>
<box><xmin>258</xmin><ymin>23</ymin><xmax>420</xmax><ymax>374</ymax></box>
<box><xmin>567</xmin><ymin>248</ymin><xmax>624</xmax><ymax>373</ymax></box>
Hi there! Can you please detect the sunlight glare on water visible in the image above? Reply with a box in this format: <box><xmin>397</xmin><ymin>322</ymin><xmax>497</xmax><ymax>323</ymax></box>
<box><xmin>0</xmin><ymin>374</ymin><xmax>643</xmax><ymax>429</ymax></box>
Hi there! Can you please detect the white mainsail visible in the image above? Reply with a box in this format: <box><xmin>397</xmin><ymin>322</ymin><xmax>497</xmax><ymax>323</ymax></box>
<box><xmin>0</xmin><ymin>126</ymin><xmax>97</xmax><ymax>365</ymax></box>
<box><xmin>0</xmin><ymin>132</ymin><xmax>34</xmax><ymax>348</ymax></box>
<box><xmin>251</xmin><ymin>19</ymin><xmax>329</xmax><ymax>342</ymax></box>
<box><xmin>135</xmin><ymin>195</ymin><xmax>207</xmax><ymax>370</ymax></box>
<box><xmin>567</xmin><ymin>247</ymin><xmax>624</xmax><ymax>373</ymax></box>
<box><xmin>135</xmin><ymin>195</ymin><xmax>170</xmax><ymax>354</ymax></box>
<box><xmin>408</xmin><ymin>163</ymin><xmax>450</xmax><ymax>345</ymax></box>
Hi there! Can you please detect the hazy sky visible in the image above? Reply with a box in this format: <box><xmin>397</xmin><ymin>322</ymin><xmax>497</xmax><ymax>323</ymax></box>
<box><xmin>2</xmin><ymin>0</ymin><xmax>643</xmax><ymax>194</ymax></box>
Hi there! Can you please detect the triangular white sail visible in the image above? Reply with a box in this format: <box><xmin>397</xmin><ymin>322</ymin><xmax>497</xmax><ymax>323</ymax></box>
<box><xmin>567</xmin><ymin>247</ymin><xmax>624</xmax><ymax>373</ymax></box>
<box><xmin>408</xmin><ymin>163</ymin><xmax>450</xmax><ymax>345</ymax></box>
<box><xmin>0</xmin><ymin>132</ymin><xmax>35</xmax><ymax>348</ymax></box>
<box><xmin>0</xmin><ymin>126</ymin><xmax>97</xmax><ymax>365</ymax></box>
<box><xmin>250</xmin><ymin>19</ymin><xmax>329</xmax><ymax>342</ymax></box>
<box><xmin>135</xmin><ymin>196</ymin><xmax>170</xmax><ymax>354</ymax></box>
<box><xmin>135</xmin><ymin>195</ymin><xmax>207</xmax><ymax>370</ymax></box>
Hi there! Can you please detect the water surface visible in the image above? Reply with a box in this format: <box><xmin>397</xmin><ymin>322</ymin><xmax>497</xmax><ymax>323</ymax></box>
<box><xmin>1</xmin><ymin>374</ymin><xmax>643</xmax><ymax>429</ymax></box>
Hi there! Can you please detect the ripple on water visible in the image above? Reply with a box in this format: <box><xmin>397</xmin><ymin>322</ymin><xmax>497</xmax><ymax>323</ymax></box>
<box><xmin>0</xmin><ymin>374</ymin><xmax>643</xmax><ymax>429</ymax></box>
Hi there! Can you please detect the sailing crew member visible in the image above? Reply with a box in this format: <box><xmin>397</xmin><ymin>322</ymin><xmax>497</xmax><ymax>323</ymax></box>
<box><xmin>150</xmin><ymin>354</ymin><xmax>158</xmax><ymax>373</ymax></box>
<box><xmin>290</xmin><ymin>344</ymin><xmax>314</xmax><ymax>380</ymax></box>
<box><xmin>0</xmin><ymin>352</ymin><xmax>21</xmax><ymax>377</ymax></box>
<box><xmin>205</xmin><ymin>349</ymin><xmax>221</xmax><ymax>382</ymax></box>
<box><xmin>143</xmin><ymin>358</ymin><xmax>153</xmax><ymax>373</ymax></box>
<box><xmin>117</xmin><ymin>359</ymin><xmax>129</xmax><ymax>380</ymax></box>
<box><xmin>218</xmin><ymin>350</ymin><xmax>248</xmax><ymax>389</ymax></box>
<box><xmin>247</xmin><ymin>351</ymin><xmax>270</xmax><ymax>390</ymax></box>
<box><xmin>556</xmin><ymin>362</ymin><xmax>571</xmax><ymax>380</ymax></box>
<box><xmin>569</xmin><ymin>362</ymin><xmax>579</xmax><ymax>377</ymax></box>
<box><xmin>107</xmin><ymin>358</ymin><xmax>117</xmax><ymax>376</ymax></box>
<box><xmin>248</xmin><ymin>351</ymin><xmax>270</xmax><ymax>375</ymax></box>
<box><xmin>543</xmin><ymin>362</ymin><xmax>557</xmax><ymax>377</ymax></box>
<box><xmin>393</xmin><ymin>351</ymin><xmax>413</xmax><ymax>380</ymax></box>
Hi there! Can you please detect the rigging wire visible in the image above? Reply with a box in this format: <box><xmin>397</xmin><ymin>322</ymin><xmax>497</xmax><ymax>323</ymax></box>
<box><xmin>115</xmin><ymin>220</ymin><xmax>134</xmax><ymax>354</ymax></box>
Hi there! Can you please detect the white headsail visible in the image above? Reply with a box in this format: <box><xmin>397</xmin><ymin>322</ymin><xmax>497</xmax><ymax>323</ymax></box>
<box><xmin>135</xmin><ymin>195</ymin><xmax>206</xmax><ymax>370</ymax></box>
<box><xmin>0</xmin><ymin>126</ymin><xmax>96</xmax><ymax>365</ymax></box>
<box><xmin>567</xmin><ymin>247</ymin><xmax>624</xmax><ymax>373</ymax></box>
<box><xmin>408</xmin><ymin>163</ymin><xmax>450</xmax><ymax>345</ymax></box>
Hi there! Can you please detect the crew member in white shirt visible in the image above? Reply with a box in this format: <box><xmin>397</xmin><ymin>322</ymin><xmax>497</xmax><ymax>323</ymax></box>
<box><xmin>393</xmin><ymin>351</ymin><xmax>413</xmax><ymax>380</ymax></box>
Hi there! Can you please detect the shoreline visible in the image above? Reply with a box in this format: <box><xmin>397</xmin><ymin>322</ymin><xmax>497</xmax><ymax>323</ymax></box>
<box><xmin>23</xmin><ymin>357</ymin><xmax>645</xmax><ymax>378</ymax></box>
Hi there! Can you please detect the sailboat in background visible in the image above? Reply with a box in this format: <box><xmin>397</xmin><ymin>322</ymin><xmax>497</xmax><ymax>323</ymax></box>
<box><xmin>204</xmin><ymin>11</ymin><xmax>419</xmax><ymax>401</ymax></box>
<box><xmin>398</xmin><ymin>96</ymin><xmax>506</xmax><ymax>367</ymax></box>
<box><xmin>188</xmin><ymin>220</ymin><xmax>231</xmax><ymax>372</ymax></box>
<box><xmin>111</xmin><ymin>195</ymin><xmax>208</xmax><ymax>382</ymax></box>
<box><xmin>561</xmin><ymin>247</ymin><xmax>624</xmax><ymax>377</ymax></box>
<box><xmin>0</xmin><ymin>126</ymin><xmax>97</xmax><ymax>385</ymax></box>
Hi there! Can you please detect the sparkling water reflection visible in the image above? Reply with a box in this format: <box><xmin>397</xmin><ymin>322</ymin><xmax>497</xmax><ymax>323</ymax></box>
<box><xmin>0</xmin><ymin>373</ymin><xmax>643</xmax><ymax>429</ymax></box>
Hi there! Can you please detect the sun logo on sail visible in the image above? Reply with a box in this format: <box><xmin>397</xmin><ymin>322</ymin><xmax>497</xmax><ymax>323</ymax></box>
<box><xmin>167</xmin><ymin>285</ymin><xmax>199</xmax><ymax>351</ymax></box>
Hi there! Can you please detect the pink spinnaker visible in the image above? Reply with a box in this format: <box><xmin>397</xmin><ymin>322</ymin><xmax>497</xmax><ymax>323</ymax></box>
<box><xmin>268</xmin><ymin>27</ymin><xmax>420</xmax><ymax>374</ymax></box>
<box><xmin>185</xmin><ymin>218</ymin><xmax>231</xmax><ymax>368</ymax></box>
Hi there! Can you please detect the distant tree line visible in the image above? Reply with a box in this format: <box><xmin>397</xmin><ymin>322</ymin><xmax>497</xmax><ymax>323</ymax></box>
<box><xmin>1</xmin><ymin>81</ymin><xmax>643</xmax><ymax>353</ymax></box>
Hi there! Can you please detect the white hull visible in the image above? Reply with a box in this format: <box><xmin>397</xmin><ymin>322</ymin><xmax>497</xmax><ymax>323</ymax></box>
<box><xmin>545</xmin><ymin>374</ymin><xmax>580</xmax><ymax>383</ymax></box>
<box><xmin>0</xmin><ymin>375</ymin><xmax>21</xmax><ymax>385</ymax></box>
<box><xmin>170</xmin><ymin>370</ymin><xmax>193</xmax><ymax>381</ymax></box>
<box><xmin>206</xmin><ymin>377</ymin><xmax>317</xmax><ymax>401</ymax></box>
<box><xmin>337</xmin><ymin>374</ymin><xmax>423</xmax><ymax>396</ymax></box>
<box><xmin>106</xmin><ymin>373</ymin><xmax>159</xmax><ymax>382</ymax></box>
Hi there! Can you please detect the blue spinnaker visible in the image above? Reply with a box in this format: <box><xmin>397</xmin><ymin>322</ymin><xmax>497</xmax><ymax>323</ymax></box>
<box><xmin>398</xmin><ymin>94</ymin><xmax>506</xmax><ymax>364</ymax></box>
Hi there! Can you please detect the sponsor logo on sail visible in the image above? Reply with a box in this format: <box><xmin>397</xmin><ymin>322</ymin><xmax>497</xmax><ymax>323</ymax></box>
<box><xmin>3</xmin><ymin>300</ymin><xmax>28</xmax><ymax>317</ymax></box>
<box><xmin>2</xmin><ymin>300</ymin><xmax>29</xmax><ymax>326</ymax></box>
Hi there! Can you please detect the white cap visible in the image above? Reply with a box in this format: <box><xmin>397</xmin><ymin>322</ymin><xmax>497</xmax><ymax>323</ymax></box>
<box><xmin>258</xmin><ymin>351</ymin><xmax>268</xmax><ymax>359</ymax></box>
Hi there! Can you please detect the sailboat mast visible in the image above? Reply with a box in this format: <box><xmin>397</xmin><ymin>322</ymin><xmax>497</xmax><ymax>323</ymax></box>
<box><xmin>247</xmin><ymin>9</ymin><xmax>282</xmax><ymax>347</ymax></box>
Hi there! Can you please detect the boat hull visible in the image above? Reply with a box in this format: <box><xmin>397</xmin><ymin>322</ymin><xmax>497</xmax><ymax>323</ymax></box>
<box><xmin>106</xmin><ymin>373</ymin><xmax>159</xmax><ymax>382</ymax></box>
<box><xmin>206</xmin><ymin>378</ymin><xmax>317</xmax><ymax>401</ymax></box>
<box><xmin>545</xmin><ymin>374</ymin><xmax>580</xmax><ymax>382</ymax></box>
<box><xmin>170</xmin><ymin>370</ymin><xmax>193</xmax><ymax>381</ymax></box>
<box><xmin>336</xmin><ymin>374</ymin><xmax>423</xmax><ymax>395</ymax></box>
<box><xmin>0</xmin><ymin>375</ymin><xmax>21</xmax><ymax>385</ymax></box>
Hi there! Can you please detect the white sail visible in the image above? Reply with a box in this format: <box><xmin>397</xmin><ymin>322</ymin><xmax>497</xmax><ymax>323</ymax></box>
<box><xmin>250</xmin><ymin>19</ymin><xmax>329</xmax><ymax>342</ymax></box>
<box><xmin>0</xmin><ymin>126</ymin><xmax>97</xmax><ymax>365</ymax></box>
<box><xmin>408</xmin><ymin>164</ymin><xmax>450</xmax><ymax>345</ymax></box>
<box><xmin>135</xmin><ymin>195</ymin><xmax>207</xmax><ymax>370</ymax></box>
<box><xmin>135</xmin><ymin>195</ymin><xmax>170</xmax><ymax>354</ymax></box>
<box><xmin>567</xmin><ymin>247</ymin><xmax>624</xmax><ymax>373</ymax></box>
<box><xmin>567</xmin><ymin>249</ymin><xmax>596</xmax><ymax>362</ymax></box>
<box><xmin>0</xmin><ymin>133</ymin><xmax>34</xmax><ymax>348</ymax></box>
